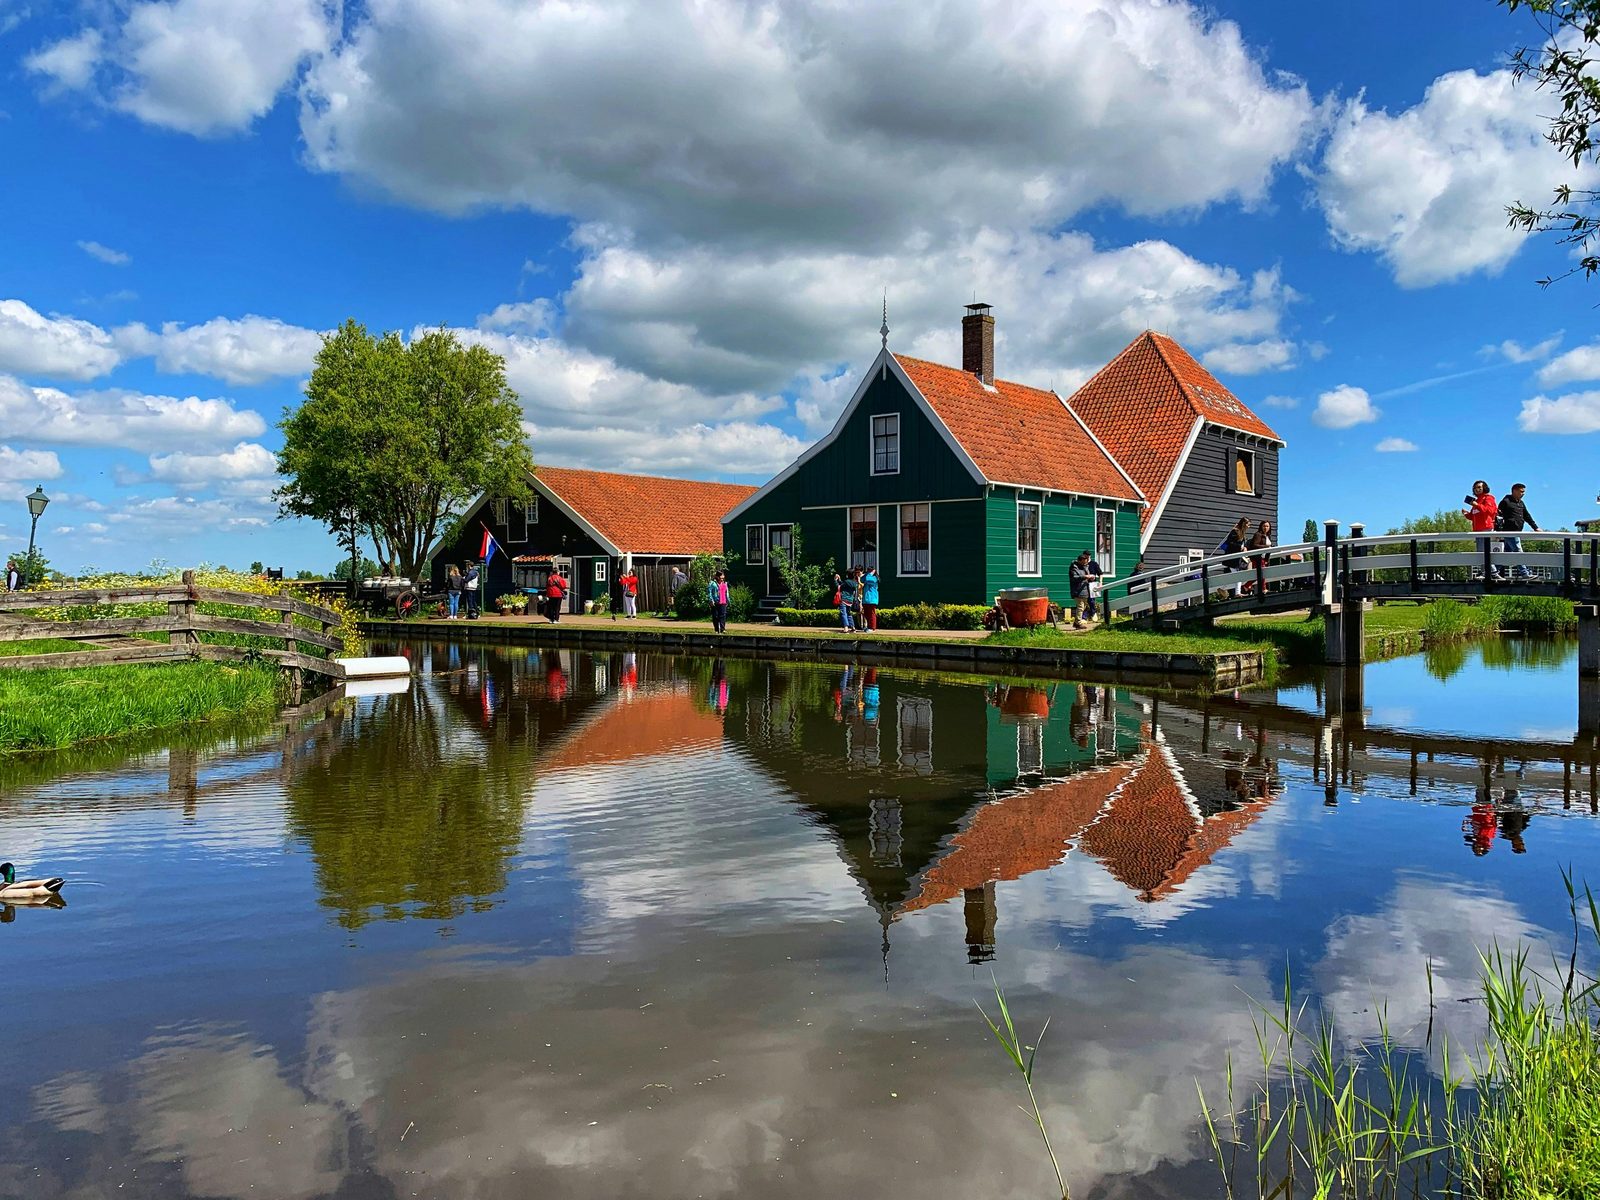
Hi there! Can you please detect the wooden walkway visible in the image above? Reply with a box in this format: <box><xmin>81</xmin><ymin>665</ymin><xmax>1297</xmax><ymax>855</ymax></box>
<box><xmin>0</xmin><ymin>571</ymin><xmax>346</xmax><ymax>698</ymax></box>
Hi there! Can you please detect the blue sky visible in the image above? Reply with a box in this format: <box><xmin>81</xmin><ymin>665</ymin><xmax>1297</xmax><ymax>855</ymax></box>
<box><xmin>2</xmin><ymin>0</ymin><xmax>1599</xmax><ymax>574</ymax></box>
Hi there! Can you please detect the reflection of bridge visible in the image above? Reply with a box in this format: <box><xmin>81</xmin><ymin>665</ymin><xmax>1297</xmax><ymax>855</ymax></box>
<box><xmin>1110</xmin><ymin>524</ymin><xmax>1600</xmax><ymax>676</ymax></box>
<box><xmin>1142</xmin><ymin>676</ymin><xmax>1600</xmax><ymax>812</ymax></box>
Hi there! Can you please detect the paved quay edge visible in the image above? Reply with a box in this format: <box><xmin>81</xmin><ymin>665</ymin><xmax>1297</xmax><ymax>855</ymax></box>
<box><xmin>359</xmin><ymin>616</ymin><xmax>1266</xmax><ymax>685</ymax></box>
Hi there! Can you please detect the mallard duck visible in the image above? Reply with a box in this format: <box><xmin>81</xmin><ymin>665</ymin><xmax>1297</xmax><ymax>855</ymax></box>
<box><xmin>0</xmin><ymin>862</ymin><xmax>65</xmax><ymax>902</ymax></box>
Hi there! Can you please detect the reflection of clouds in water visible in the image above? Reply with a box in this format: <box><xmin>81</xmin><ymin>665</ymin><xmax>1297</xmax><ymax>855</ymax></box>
<box><xmin>14</xmin><ymin>930</ymin><xmax>1275</xmax><ymax>1199</ymax></box>
<box><xmin>1313</xmin><ymin>878</ymin><xmax>1550</xmax><ymax>1070</ymax></box>
<box><xmin>129</xmin><ymin>1030</ymin><xmax>345</xmax><ymax>1200</ymax></box>
<box><xmin>531</xmin><ymin>748</ymin><xmax>864</xmax><ymax>931</ymax></box>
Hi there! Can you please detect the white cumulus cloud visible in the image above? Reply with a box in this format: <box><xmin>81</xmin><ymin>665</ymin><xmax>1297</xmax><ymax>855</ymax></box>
<box><xmin>1375</xmin><ymin>436</ymin><xmax>1417</xmax><ymax>452</ymax></box>
<box><xmin>148</xmin><ymin>441</ymin><xmax>279</xmax><ymax>487</ymax></box>
<box><xmin>1312</xmin><ymin>384</ymin><xmax>1380</xmax><ymax>429</ymax></box>
<box><xmin>1315</xmin><ymin>68</ymin><xmax>1594</xmax><ymax>287</ymax></box>
<box><xmin>1200</xmin><ymin>338</ymin><xmax>1295</xmax><ymax>375</ymax></box>
<box><xmin>117</xmin><ymin>315</ymin><xmax>323</xmax><ymax>385</ymax></box>
<box><xmin>1537</xmin><ymin>342</ymin><xmax>1600</xmax><ymax>387</ymax></box>
<box><xmin>0</xmin><ymin>298</ymin><xmax>122</xmax><ymax>381</ymax></box>
<box><xmin>27</xmin><ymin>0</ymin><xmax>337</xmax><ymax>136</ymax></box>
<box><xmin>0</xmin><ymin>374</ymin><xmax>266</xmax><ymax>453</ymax></box>
<box><xmin>0</xmin><ymin>445</ymin><xmax>63</xmax><ymax>485</ymax></box>
<box><xmin>1487</xmin><ymin>334</ymin><xmax>1561</xmax><ymax>363</ymax></box>
<box><xmin>301</xmin><ymin>0</ymin><xmax>1313</xmax><ymax>238</ymax></box>
<box><xmin>1518</xmin><ymin>390</ymin><xmax>1600</xmax><ymax>434</ymax></box>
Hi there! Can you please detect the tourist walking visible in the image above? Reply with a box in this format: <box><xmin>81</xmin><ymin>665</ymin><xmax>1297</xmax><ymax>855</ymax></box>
<box><xmin>708</xmin><ymin>569</ymin><xmax>730</xmax><ymax>633</ymax></box>
<box><xmin>670</xmin><ymin>565</ymin><xmax>688</xmax><ymax>596</ymax></box>
<box><xmin>1217</xmin><ymin>516</ymin><xmax>1251</xmax><ymax>594</ymax></box>
<box><xmin>1083</xmin><ymin>554</ymin><xmax>1105</xmax><ymax>621</ymax></box>
<box><xmin>445</xmin><ymin>564</ymin><xmax>463</xmax><ymax>618</ymax></box>
<box><xmin>1463</xmin><ymin>480</ymin><xmax>1501</xmax><ymax>579</ymax></box>
<box><xmin>860</xmin><ymin>564</ymin><xmax>880</xmax><ymax>630</ymax></box>
<box><xmin>4</xmin><ymin>559</ymin><xmax>18</xmax><ymax>591</ymax></box>
<box><xmin>618</xmin><ymin>563</ymin><xmax>640</xmax><ymax>618</ymax></box>
<box><xmin>462</xmin><ymin>561</ymin><xmax>481</xmax><ymax>619</ymax></box>
<box><xmin>1497</xmin><ymin>483</ymin><xmax>1539</xmax><ymax>580</ymax></box>
<box><xmin>545</xmin><ymin>567</ymin><xmax>567</xmax><ymax>622</ymax></box>
<box><xmin>838</xmin><ymin>568</ymin><xmax>858</xmax><ymax>631</ymax></box>
<box><xmin>1243</xmin><ymin>520</ymin><xmax>1273</xmax><ymax>594</ymax></box>
<box><xmin>1069</xmin><ymin>550</ymin><xmax>1094</xmax><ymax>628</ymax></box>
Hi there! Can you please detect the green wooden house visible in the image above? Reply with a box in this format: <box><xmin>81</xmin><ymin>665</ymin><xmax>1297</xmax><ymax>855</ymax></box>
<box><xmin>723</xmin><ymin>305</ymin><xmax>1145</xmax><ymax>608</ymax></box>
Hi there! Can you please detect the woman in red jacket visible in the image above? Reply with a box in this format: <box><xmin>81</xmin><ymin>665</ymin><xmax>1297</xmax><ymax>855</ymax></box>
<box><xmin>1463</xmin><ymin>480</ymin><xmax>1501</xmax><ymax>579</ymax></box>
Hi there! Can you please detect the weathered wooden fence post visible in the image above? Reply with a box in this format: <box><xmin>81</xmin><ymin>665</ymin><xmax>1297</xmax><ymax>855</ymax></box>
<box><xmin>169</xmin><ymin>568</ymin><xmax>198</xmax><ymax>648</ymax></box>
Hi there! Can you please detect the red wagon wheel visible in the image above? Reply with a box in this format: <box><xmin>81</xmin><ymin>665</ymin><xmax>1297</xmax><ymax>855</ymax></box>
<box><xmin>394</xmin><ymin>589</ymin><xmax>420</xmax><ymax>618</ymax></box>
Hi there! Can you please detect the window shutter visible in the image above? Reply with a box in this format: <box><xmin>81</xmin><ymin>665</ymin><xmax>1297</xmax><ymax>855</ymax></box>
<box><xmin>1225</xmin><ymin>447</ymin><xmax>1237</xmax><ymax>494</ymax></box>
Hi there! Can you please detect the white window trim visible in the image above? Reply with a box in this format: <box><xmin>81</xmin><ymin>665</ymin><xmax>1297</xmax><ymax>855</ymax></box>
<box><xmin>1094</xmin><ymin>507</ymin><xmax>1115</xmax><ymax>578</ymax></box>
<box><xmin>594</xmin><ymin>560</ymin><xmax>607</xmax><ymax>582</ymax></box>
<box><xmin>506</xmin><ymin>500</ymin><xmax>530</xmax><ymax>544</ymax></box>
<box><xmin>528</xmin><ymin>495</ymin><xmax>539</xmax><ymax>524</ymax></box>
<box><xmin>745</xmin><ymin>523</ymin><xmax>765</xmax><ymax>565</ymax></box>
<box><xmin>846</xmin><ymin>505</ymin><xmax>879</xmax><ymax>571</ymax></box>
<box><xmin>896</xmin><ymin>502</ymin><xmax>932</xmax><ymax>578</ymax></box>
<box><xmin>869</xmin><ymin>411</ymin><xmax>901</xmax><ymax>477</ymax></box>
<box><xmin>1016</xmin><ymin>499</ymin><xmax>1042</xmax><ymax>577</ymax></box>
<box><xmin>1017</xmin><ymin>721</ymin><xmax>1044</xmax><ymax>778</ymax></box>
<box><xmin>896</xmin><ymin>694</ymin><xmax>934</xmax><ymax>773</ymax></box>
<box><xmin>1233</xmin><ymin>447</ymin><xmax>1258</xmax><ymax>496</ymax></box>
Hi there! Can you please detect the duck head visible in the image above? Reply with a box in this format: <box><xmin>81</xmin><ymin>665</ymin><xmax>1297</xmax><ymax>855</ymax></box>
<box><xmin>0</xmin><ymin>863</ymin><xmax>12</xmax><ymax>884</ymax></box>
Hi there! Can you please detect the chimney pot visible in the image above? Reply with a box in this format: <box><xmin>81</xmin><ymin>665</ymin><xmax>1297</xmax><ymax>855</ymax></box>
<box><xmin>962</xmin><ymin>303</ymin><xmax>995</xmax><ymax>385</ymax></box>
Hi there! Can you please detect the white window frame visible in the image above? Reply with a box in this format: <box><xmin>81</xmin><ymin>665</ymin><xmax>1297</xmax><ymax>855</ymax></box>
<box><xmin>848</xmin><ymin>505</ymin><xmax>878</xmax><ymax>571</ymax></box>
<box><xmin>493</xmin><ymin>497</ymin><xmax>508</xmax><ymax>526</ymax></box>
<box><xmin>745</xmin><ymin>523</ymin><xmax>765</xmax><ymax>565</ymax></box>
<box><xmin>1094</xmin><ymin>507</ymin><xmax>1115</xmax><ymax>578</ymax></box>
<box><xmin>870</xmin><ymin>412</ymin><xmax>901</xmax><ymax>477</ymax></box>
<box><xmin>1016</xmin><ymin>500</ymin><xmax>1042</xmax><ymax>577</ymax></box>
<box><xmin>506</xmin><ymin>501</ymin><xmax>530</xmax><ymax>544</ymax></box>
<box><xmin>527</xmin><ymin>495</ymin><xmax>539</xmax><ymax>524</ymax></box>
<box><xmin>594</xmin><ymin>560</ymin><xmax>607</xmax><ymax>582</ymax></box>
<box><xmin>1017</xmin><ymin>721</ymin><xmax>1044</xmax><ymax>778</ymax></box>
<box><xmin>897</xmin><ymin>502</ymin><xmax>931</xmax><ymax>577</ymax></box>
<box><xmin>896</xmin><ymin>694</ymin><xmax>934</xmax><ymax>774</ymax></box>
<box><xmin>1233</xmin><ymin>447</ymin><xmax>1257</xmax><ymax>496</ymax></box>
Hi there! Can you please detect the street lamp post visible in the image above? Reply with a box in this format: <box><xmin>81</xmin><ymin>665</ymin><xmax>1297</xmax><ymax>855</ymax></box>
<box><xmin>25</xmin><ymin>485</ymin><xmax>49</xmax><ymax>584</ymax></box>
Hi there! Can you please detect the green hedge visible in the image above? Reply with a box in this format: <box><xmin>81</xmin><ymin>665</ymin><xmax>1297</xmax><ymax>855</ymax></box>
<box><xmin>774</xmin><ymin>603</ymin><xmax>988</xmax><ymax>630</ymax></box>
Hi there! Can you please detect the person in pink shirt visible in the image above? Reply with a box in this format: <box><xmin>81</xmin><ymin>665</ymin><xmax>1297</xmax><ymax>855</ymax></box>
<box><xmin>708</xmin><ymin>570</ymin><xmax>730</xmax><ymax>633</ymax></box>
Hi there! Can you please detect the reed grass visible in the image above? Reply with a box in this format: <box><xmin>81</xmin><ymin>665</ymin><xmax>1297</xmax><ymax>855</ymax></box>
<box><xmin>0</xmin><ymin>660</ymin><xmax>285</xmax><ymax>752</ymax></box>
<box><xmin>978</xmin><ymin>979</ymin><xmax>1071</xmax><ymax>1200</ymax></box>
<box><xmin>1195</xmin><ymin>871</ymin><xmax>1600</xmax><ymax>1200</ymax></box>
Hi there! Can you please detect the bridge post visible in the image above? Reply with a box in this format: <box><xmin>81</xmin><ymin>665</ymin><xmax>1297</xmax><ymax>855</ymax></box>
<box><xmin>1350</xmin><ymin>523</ymin><xmax>1366</xmax><ymax>591</ymax></box>
<box><xmin>1321</xmin><ymin>520</ymin><xmax>1340</xmax><ymax>610</ymax></box>
<box><xmin>1324</xmin><ymin>599</ymin><xmax>1368</xmax><ymax>666</ymax></box>
<box><xmin>1580</xmin><ymin>604</ymin><xmax>1599</xmax><ymax>679</ymax></box>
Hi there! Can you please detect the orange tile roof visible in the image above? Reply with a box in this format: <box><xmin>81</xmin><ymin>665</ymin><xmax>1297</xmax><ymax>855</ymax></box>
<box><xmin>540</xmin><ymin>687</ymin><xmax>724</xmax><ymax>773</ymax></box>
<box><xmin>1076</xmin><ymin>742</ymin><xmax>1274</xmax><ymax>902</ymax></box>
<box><xmin>897</xmin><ymin>763</ymin><xmax>1134</xmax><ymax>915</ymax></box>
<box><xmin>534</xmin><ymin>466</ymin><xmax>757</xmax><ymax>556</ymax></box>
<box><xmin>893</xmin><ymin>355</ymin><xmax>1143</xmax><ymax>503</ymax></box>
<box><xmin>1067</xmin><ymin>332</ymin><xmax>1282</xmax><ymax>531</ymax></box>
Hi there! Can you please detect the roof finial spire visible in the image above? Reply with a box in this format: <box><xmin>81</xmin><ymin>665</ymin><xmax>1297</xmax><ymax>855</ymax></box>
<box><xmin>880</xmin><ymin>289</ymin><xmax>890</xmax><ymax>350</ymax></box>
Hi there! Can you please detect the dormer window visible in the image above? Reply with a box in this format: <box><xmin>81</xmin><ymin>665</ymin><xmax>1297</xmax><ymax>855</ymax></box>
<box><xmin>871</xmin><ymin>413</ymin><xmax>900</xmax><ymax>475</ymax></box>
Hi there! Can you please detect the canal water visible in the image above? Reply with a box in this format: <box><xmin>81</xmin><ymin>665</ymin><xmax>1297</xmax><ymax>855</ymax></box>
<box><xmin>2</xmin><ymin>638</ymin><xmax>1597</xmax><ymax>1199</ymax></box>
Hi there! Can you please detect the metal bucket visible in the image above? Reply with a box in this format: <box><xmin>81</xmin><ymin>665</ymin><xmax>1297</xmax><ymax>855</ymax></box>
<box><xmin>997</xmin><ymin>587</ymin><xmax>1050</xmax><ymax>627</ymax></box>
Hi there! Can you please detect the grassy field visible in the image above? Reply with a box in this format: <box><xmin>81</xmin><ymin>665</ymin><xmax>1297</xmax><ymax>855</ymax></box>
<box><xmin>0</xmin><ymin>660</ymin><xmax>285</xmax><ymax>752</ymax></box>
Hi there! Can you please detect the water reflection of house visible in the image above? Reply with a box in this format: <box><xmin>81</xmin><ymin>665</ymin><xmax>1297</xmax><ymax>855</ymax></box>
<box><xmin>539</xmin><ymin>684</ymin><xmax>727</xmax><ymax>775</ymax></box>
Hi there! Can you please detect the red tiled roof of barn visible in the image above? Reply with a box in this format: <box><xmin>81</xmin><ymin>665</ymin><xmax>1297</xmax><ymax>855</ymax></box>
<box><xmin>897</xmin><ymin>763</ymin><xmax>1134</xmax><ymax>915</ymax></box>
<box><xmin>534</xmin><ymin>466</ymin><xmax>757</xmax><ymax>556</ymax></box>
<box><xmin>893</xmin><ymin>354</ymin><xmax>1143</xmax><ymax>503</ymax></box>
<box><xmin>1067</xmin><ymin>332</ymin><xmax>1282</xmax><ymax>531</ymax></box>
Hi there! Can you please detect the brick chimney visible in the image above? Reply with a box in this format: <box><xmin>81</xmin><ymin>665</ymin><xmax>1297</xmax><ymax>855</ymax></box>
<box><xmin>962</xmin><ymin>303</ymin><xmax>994</xmax><ymax>385</ymax></box>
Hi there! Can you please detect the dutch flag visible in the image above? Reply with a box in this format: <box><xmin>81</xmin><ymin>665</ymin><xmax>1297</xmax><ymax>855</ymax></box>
<box><xmin>479</xmin><ymin>524</ymin><xmax>501</xmax><ymax>566</ymax></box>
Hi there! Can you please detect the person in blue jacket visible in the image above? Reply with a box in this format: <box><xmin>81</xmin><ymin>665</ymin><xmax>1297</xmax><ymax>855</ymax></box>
<box><xmin>860</xmin><ymin>565</ymin><xmax>880</xmax><ymax>630</ymax></box>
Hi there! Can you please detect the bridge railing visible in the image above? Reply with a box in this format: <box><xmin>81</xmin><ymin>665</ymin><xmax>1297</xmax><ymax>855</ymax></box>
<box><xmin>1109</xmin><ymin>529</ymin><xmax>1600</xmax><ymax>622</ymax></box>
<box><xmin>1108</xmin><ymin>540</ymin><xmax>1324</xmax><ymax>619</ymax></box>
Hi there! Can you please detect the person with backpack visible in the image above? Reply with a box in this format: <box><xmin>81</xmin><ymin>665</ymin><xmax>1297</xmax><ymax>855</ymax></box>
<box><xmin>1463</xmin><ymin>480</ymin><xmax>1501</xmax><ymax>579</ymax></box>
<box><xmin>462</xmin><ymin>561</ymin><xmax>481</xmax><ymax>619</ymax></box>
<box><xmin>1069</xmin><ymin>550</ymin><xmax>1094</xmax><ymax>628</ymax></box>
<box><xmin>1497</xmin><ymin>483</ymin><xmax>1539</xmax><ymax>580</ymax></box>
<box><xmin>838</xmin><ymin>568</ymin><xmax>858</xmax><ymax>631</ymax></box>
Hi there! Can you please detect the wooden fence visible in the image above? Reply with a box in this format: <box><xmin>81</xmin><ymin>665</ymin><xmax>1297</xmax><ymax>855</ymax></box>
<box><xmin>0</xmin><ymin>570</ymin><xmax>347</xmax><ymax>699</ymax></box>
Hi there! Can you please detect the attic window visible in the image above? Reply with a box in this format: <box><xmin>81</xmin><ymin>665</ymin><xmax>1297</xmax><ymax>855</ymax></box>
<box><xmin>1230</xmin><ymin>448</ymin><xmax>1256</xmax><ymax>495</ymax></box>
<box><xmin>871</xmin><ymin>413</ymin><xmax>900</xmax><ymax>475</ymax></box>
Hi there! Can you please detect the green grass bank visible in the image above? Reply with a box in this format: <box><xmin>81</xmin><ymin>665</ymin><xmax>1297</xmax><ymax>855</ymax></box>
<box><xmin>0</xmin><ymin>648</ymin><xmax>285</xmax><ymax>753</ymax></box>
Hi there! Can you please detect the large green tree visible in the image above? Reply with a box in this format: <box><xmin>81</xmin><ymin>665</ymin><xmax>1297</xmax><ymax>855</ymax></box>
<box><xmin>1502</xmin><ymin>0</ymin><xmax>1600</xmax><ymax>284</ymax></box>
<box><xmin>277</xmin><ymin>320</ymin><xmax>534</xmax><ymax>579</ymax></box>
